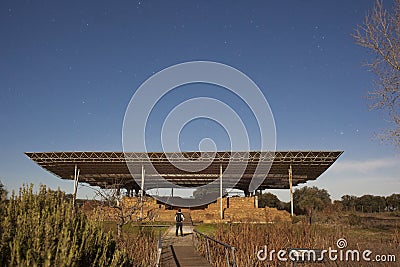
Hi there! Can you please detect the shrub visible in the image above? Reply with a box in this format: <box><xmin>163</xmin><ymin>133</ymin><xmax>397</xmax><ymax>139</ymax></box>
<box><xmin>0</xmin><ymin>184</ymin><xmax>132</xmax><ymax>266</ymax></box>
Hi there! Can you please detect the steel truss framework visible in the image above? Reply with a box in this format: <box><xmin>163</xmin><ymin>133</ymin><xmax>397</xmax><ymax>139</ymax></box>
<box><xmin>25</xmin><ymin>151</ymin><xmax>343</xmax><ymax>191</ymax></box>
<box><xmin>25</xmin><ymin>151</ymin><xmax>343</xmax><ymax>192</ymax></box>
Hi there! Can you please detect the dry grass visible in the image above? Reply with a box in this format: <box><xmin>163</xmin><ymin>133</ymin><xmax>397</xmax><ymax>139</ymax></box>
<box><xmin>117</xmin><ymin>229</ymin><xmax>159</xmax><ymax>267</ymax></box>
<box><xmin>100</xmin><ymin>221</ymin><xmax>168</xmax><ymax>267</ymax></box>
<box><xmin>195</xmin><ymin>219</ymin><xmax>399</xmax><ymax>267</ymax></box>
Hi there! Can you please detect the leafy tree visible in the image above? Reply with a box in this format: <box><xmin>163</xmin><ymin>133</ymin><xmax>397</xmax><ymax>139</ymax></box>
<box><xmin>353</xmin><ymin>0</ymin><xmax>400</xmax><ymax>147</ymax></box>
<box><xmin>355</xmin><ymin>194</ymin><xmax>386</xmax><ymax>212</ymax></box>
<box><xmin>293</xmin><ymin>186</ymin><xmax>331</xmax><ymax>215</ymax></box>
<box><xmin>386</xmin><ymin>193</ymin><xmax>400</xmax><ymax>211</ymax></box>
<box><xmin>331</xmin><ymin>200</ymin><xmax>344</xmax><ymax>213</ymax></box>
<box><xmin>341</xmin><ymin>195</ymin><xmax>358</xmax><ymax>211</ymax></box>
<box><xmin>258</xmin><ymin>192</ymin><xmax>283</xmax><ymax>209</ymax></box>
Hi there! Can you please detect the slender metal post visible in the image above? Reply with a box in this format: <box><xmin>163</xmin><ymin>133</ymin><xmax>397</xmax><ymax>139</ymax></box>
<box><xmin>140</xmin><ymin>165</ymin><xmax>145</xmax><ymax>219</ymax></box>
<box><xmin>220</xmin><ymin>164</ymin><xmax>223</xmax><ymax>220</ymax></box>
<box><xmin>141</xmin><ymin>164</ymin><xmax>145</xmax><ymax>198</ymax></box>
<box><xmin>289</xmin><ymin>164</ymin><xmax>294</xmax><ymax>217</ymax></box>
<box><xmin>73</xmin><ymin>164</ymin><xmax>80</xmax><ymax>207</ymax></box>
<box><xmin>73</xmin><ymin>164</ymin><xmax>77</xmax><ymax>194</ymax></box>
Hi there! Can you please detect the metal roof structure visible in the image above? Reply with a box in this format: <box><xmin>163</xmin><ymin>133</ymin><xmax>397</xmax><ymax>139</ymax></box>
<box><xmin>25</xmin><ymin>151</ymin><xmax>343</xmax><ymax>192</ymax></box>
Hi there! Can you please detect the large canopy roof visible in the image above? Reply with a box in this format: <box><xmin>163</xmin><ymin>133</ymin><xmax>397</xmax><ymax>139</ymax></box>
<box><xmin>25</xmin><ymin>151</ymin><xmax>342</xmax><ymax>191</ymax></box>
<box><xmin>25</xmin><ymin>151</ymin><xmax>343</xmax><ymax>191</ymax></box>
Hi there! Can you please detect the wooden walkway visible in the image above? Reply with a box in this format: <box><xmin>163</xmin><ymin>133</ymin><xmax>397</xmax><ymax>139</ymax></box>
<box><xmin>160</xmin><ymin>212</ymin><xmax>211</xmax><ymax>267</ymax></box>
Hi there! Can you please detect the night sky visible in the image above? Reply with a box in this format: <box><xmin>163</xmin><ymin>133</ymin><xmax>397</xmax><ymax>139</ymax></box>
<box><xmin>0</xmin><ymin>0</ymin><xmax>399</xmax><ymax>201</ymax></box>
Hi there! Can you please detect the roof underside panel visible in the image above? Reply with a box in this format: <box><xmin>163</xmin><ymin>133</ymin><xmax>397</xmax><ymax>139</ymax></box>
<box><xmin>25</xmin><ymin>151</ymin><xmax>343</xmax><ymax>190</ymax></box>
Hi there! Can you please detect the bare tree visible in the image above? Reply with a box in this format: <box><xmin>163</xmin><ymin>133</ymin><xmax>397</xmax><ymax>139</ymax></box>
<box><xmin>87</xmin><ymin>184</ymin><xmax>158</xmax><ymax>238</ymax></box>
<box><xmin>353</xmin><ymin>0</ymin><xmax>400</xmax><ymax>147</ymax></box>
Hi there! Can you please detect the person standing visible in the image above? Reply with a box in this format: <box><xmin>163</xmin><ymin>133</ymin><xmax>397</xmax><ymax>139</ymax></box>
<box><xmin>175</xmin><ymin>209</ymin><xmax>185</xmax><ymax>236</ymax></box>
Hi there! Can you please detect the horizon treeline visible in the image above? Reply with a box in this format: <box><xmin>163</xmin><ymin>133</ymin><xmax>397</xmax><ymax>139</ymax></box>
<box><xmin>258</xmin><ymin>186</ymin><xmax>400</xmax><ymax>214</ymax></box>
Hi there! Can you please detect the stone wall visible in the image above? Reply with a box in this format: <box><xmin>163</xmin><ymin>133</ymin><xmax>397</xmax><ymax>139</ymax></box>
<box><xmin>190</xmin><ymin>196</ymin><xmax>290</xmax><ymax>223</ymax></box>
<box><xmin>84</xmin><ymin>196</ymin><xmax>290</xmax><ymax>223</ymax></box>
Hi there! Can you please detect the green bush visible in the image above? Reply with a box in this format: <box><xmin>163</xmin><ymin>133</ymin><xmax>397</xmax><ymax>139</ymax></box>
<box><xmin>0</xmin><ymin>184</ymin><xmax>132</xmax><ymax>266</ymax></box>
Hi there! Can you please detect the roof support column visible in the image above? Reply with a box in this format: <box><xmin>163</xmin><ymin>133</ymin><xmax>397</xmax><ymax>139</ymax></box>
<box><xmin>73</xmin><ymin>164</ymin><xmax>80</xmax><ymax>208</ymax></box>
<box><xmin>140</xmin><ymin>164</ymin><xmax>145</xmax><ymax>220</ymax></box>
<box><xmin>289</xmin><ymin>164</ymin><xmax>294</xmax><ymax>217</ymax></box>
<box><xmin>220</xmin><ymin>164</ymin><xmax>223</xmax><ymax>220</ymax></box>
<box><xmin>244</xmin><ymin>188</ymin><xmax>250</xmax><ymax>197</ymax></box>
